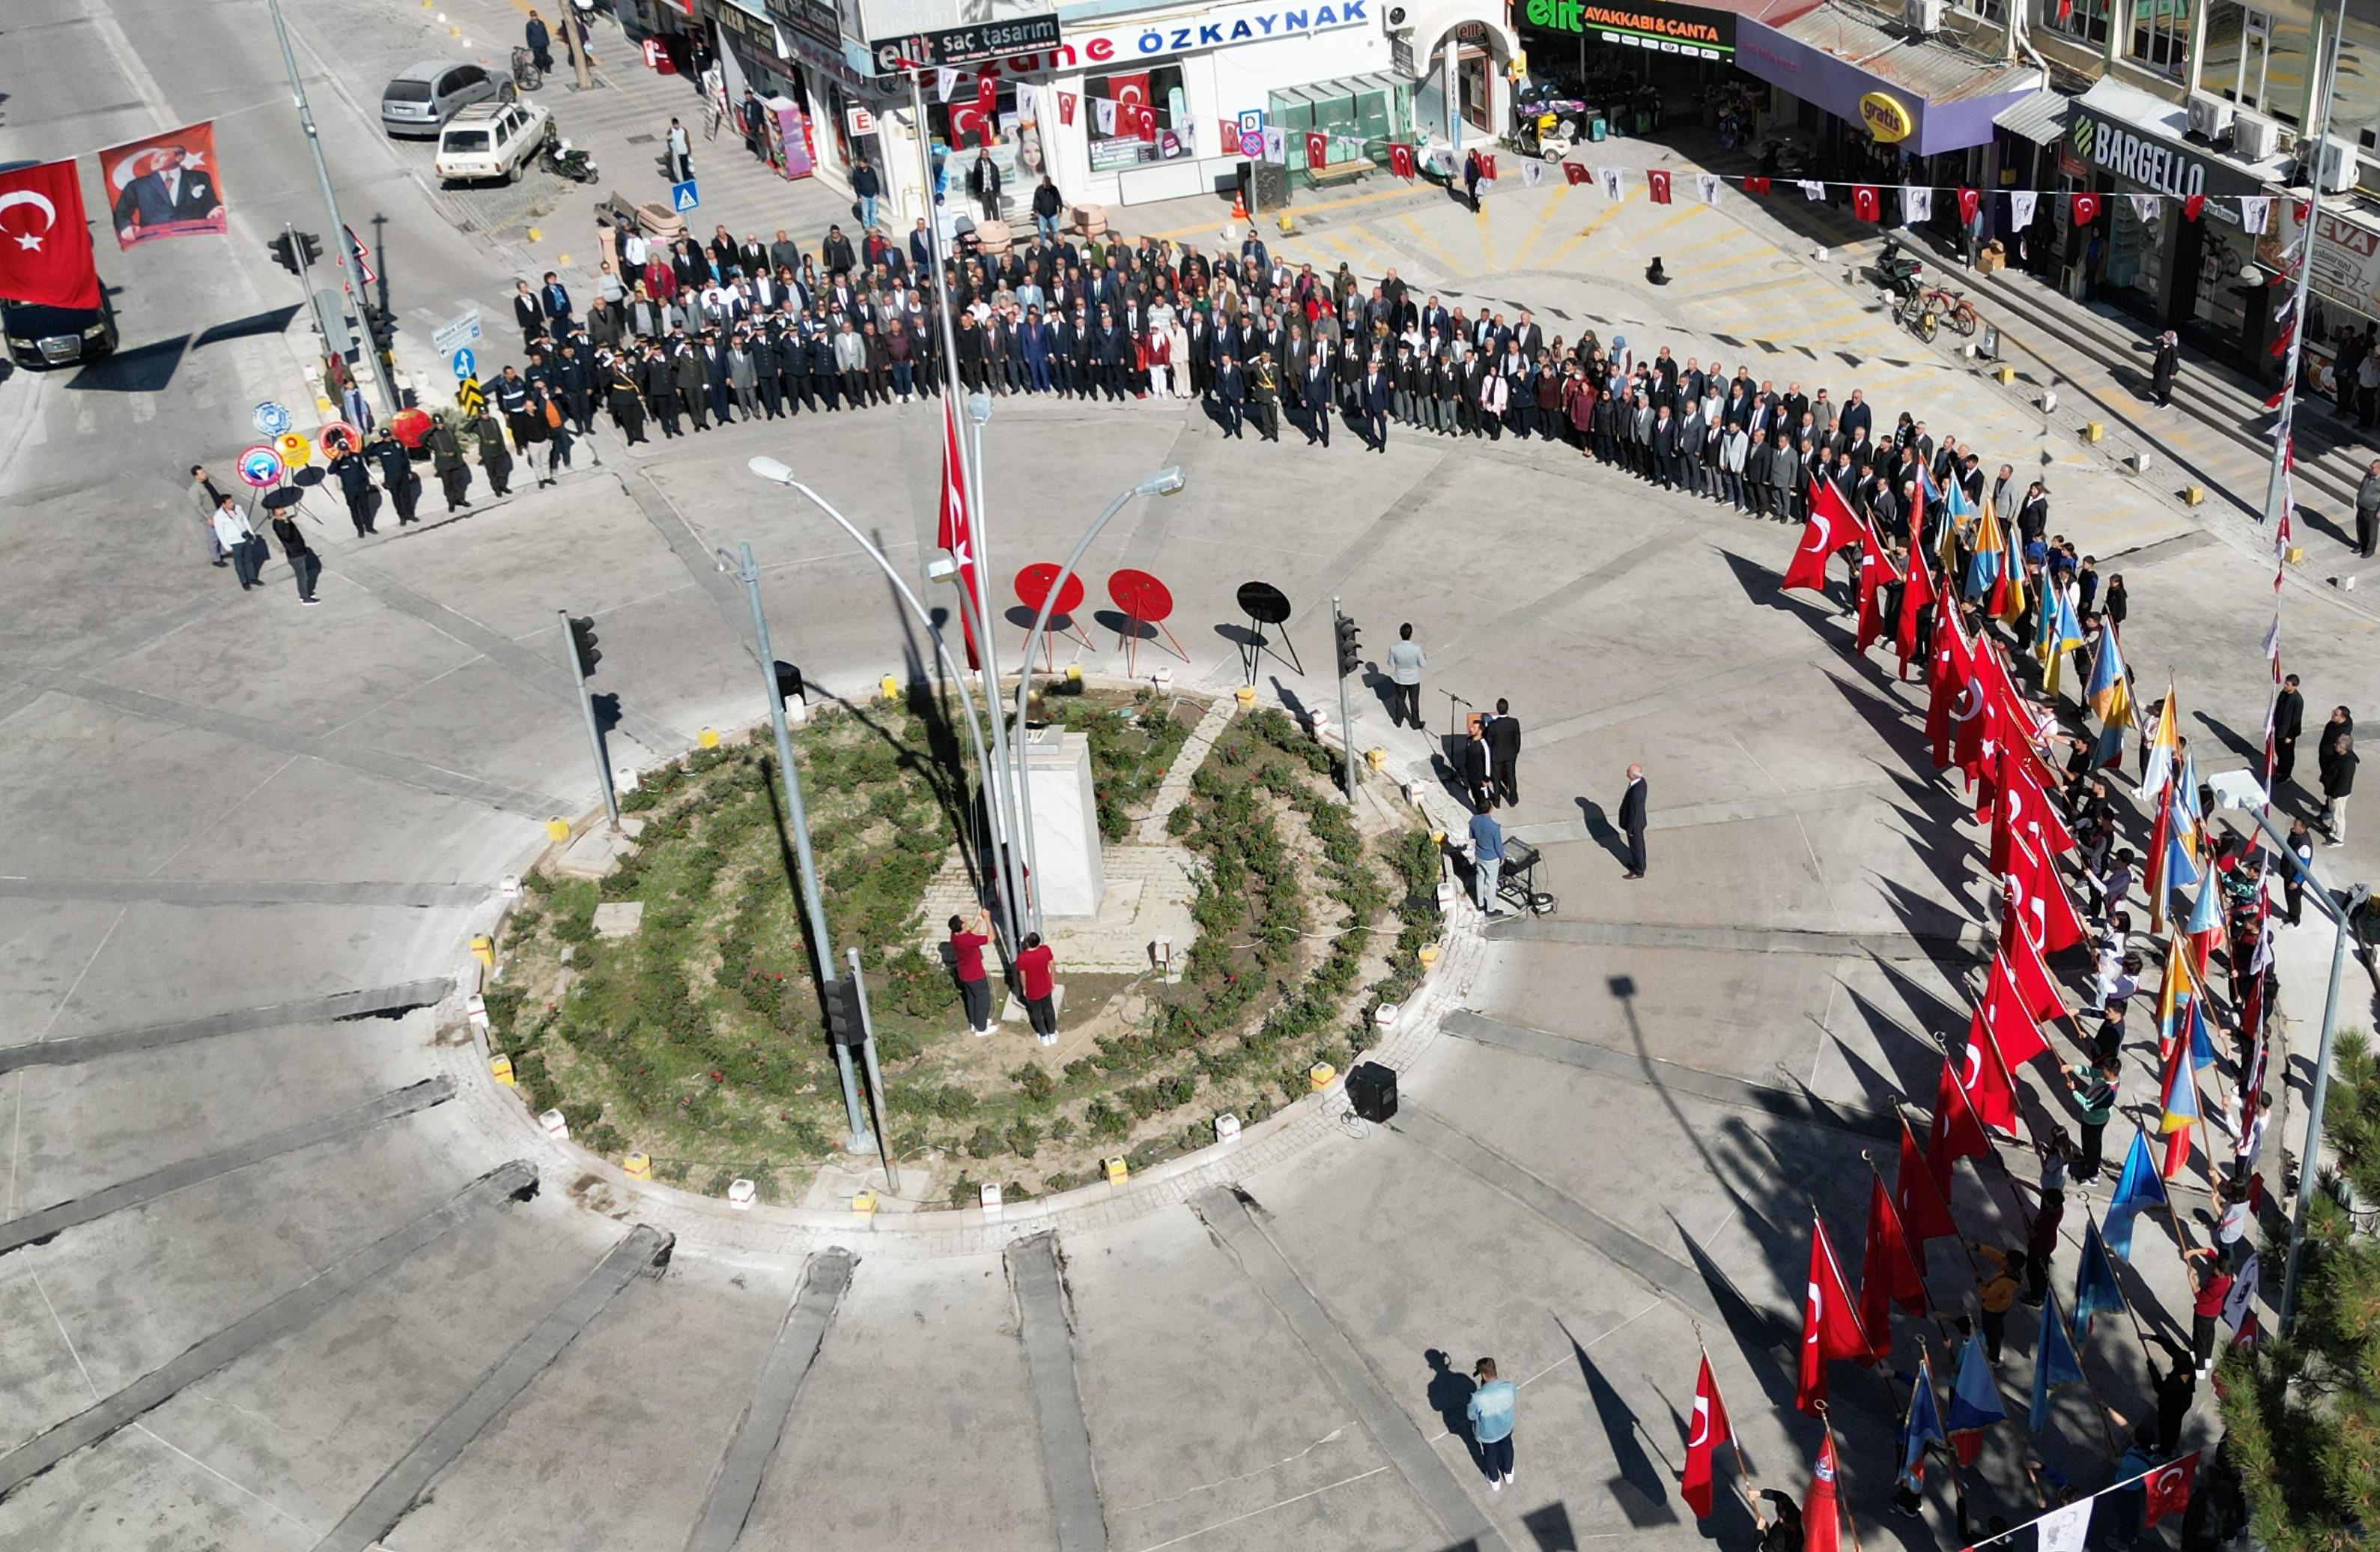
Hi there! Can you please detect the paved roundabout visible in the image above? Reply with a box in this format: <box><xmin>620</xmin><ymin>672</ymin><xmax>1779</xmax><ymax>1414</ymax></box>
<box><xmin>3</xmin><ymin>184</ymin><xmax>2374</xmax><ymax>1551</ymax></box>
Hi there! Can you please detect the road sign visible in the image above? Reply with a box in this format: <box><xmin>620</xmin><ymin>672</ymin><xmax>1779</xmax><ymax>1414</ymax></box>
<box><xmin>431</xmin><ymin>309</ymin><xmax>482</xmax><ymax>358</ymax></box>
<box><xmin>457</xmin><ymin>374</ymin><xmax>486</xmax><ymax>416</ymax></box>
<box><xmin>451</xmin><ymin>346</ymin><xmax>477</xmax><ymax>380</ymax></box>
<box><xmin>320</xmin><ymin>419</ymin><xmax>363</xmax><ymax>455</ymax></box>
<box><xmin>237</xmin><ymin>446</ymin><xmax>285</xmax><ymax>487</ymax></box>
<box><xmin>670</xmin><ymin>178</ymin><xmax>699</xmax><ymax>211</ymax></box>
<box><xmin>276</xmin><ymin>431</ymin><xmax>315</xmax><ymax>467</ymax></box>
<box><xmin>1240</xmin><ymin>130</ymin><xmax>1265</xmax><ymax>157</ymax></box>
<box><xmin>342</xmin><ymin>224</ymin><xmax>377</xmax><ymax>287</ymax></box>
<box><xmin>252</xmin><ymin>400</ymin><xmax>292</xmax><ymax>437</ymax></box>
<box><xmin>869</xmin><ymin>14</ymin><xmax>1057</xmax><ymax>73</ymax></box>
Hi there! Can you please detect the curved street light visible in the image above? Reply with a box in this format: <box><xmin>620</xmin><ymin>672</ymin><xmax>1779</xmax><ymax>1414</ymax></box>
<box><xmin>747</xmin><ymin>458</ymin><xmax>1016</xmax><ymax>947</ymax></box>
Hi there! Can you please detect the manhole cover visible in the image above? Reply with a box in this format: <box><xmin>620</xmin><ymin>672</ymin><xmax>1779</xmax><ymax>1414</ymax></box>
<box><xmin>625</xmin><ymin>133</ymin><xmax>658</xmax><ymax>144</ymax></box>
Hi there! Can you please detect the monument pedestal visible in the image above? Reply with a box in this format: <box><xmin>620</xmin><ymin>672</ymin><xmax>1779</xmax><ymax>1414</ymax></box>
<box><xmin>1021</xmin><ymin>726</ymin><xmax>1104</xmax><ymax>918</ymax></box>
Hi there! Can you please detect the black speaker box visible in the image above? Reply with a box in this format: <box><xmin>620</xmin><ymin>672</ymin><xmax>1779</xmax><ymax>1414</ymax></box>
<box><xmin>1347</xmin><ymin>1060</ymin><xmax>1397</xmax><ymax>1124</ymax></box>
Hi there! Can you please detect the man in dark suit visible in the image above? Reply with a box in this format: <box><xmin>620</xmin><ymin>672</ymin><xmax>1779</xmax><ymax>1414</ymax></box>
<box><xmin>111</xmin><ymin>142</ymin><xmax>223</xmax><ymax>243</ymax></box>
<box><xmin>1486</xmin><ymin>698</ymin><xmax>1521</xmax><ymax>805</ymax></box>
<box><xmin>1215</xmin><ymin>354</ymin><xmax>1245</xmax><ymax>438</ymax></box>
<box><xmin>1300</xmin><ymin>349</ymin><xmax>1332</xmax><ymax>446</ymax></box>
<box><xmin>1618</xmin><ymin>764</ymin><xmax>1648</xmax><ymax>879</ymax></box>
<box><xmin>1360</xmin><ymin>362</ymin><xmax>1390</xmax><ymax>452</ymax></box>
<box><xmin>514</xmin><ymin>279</ymin><xmax>546</xmax><ymax>351</ymax></box>
<box><xmin>1463</xmin><ymin>721</ymin><xmax>1494</xmax><ymax>812</ymax></box>
<box><xmin>2274</xmin><ymin>673</ymin><xmax>2305</xmax><ymax>789</ymax></box>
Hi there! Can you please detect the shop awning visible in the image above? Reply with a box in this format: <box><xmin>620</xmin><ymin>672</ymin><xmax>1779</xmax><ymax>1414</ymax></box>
<box><xmin>1992</xmin><ymin>90</ymin><xmax>2069</xmax><ymax>146</ymax></box>
<box><xmin>1736</xmin><ymin>1</ymin><xmax>2042</xmax><ymax>157</ymax></box>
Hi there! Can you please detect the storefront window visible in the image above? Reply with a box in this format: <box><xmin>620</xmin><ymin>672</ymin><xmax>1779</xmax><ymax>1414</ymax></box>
<box><xmin>1269</xmin><ymin>76</ymin><xmax>1408</xmax><ymax>187</ymax></box>
<box><xmin>2205</xmin><ymin>0</ymin><xmax>2309</xmax><ymax>123</ymax></box>
<box><xmin>2130</xmin><ymin>0</ymin><xmax>2191</xmax><ymax>75</ymax></box>
<box><xmin>1961</xmin><ymin>0</ymin><xmax>2006</xmax><ymax>22</ymax></box>
<box><xmin>2047</xmin><ymin>0</ymin><xmax>2111</xmax><ymax>47</ymax></box>
<box><xmin>1085</xmin><ymin>64</ymin><xmax>1194</xmax><ymax>171</ymax></box>
<box><xmin>2334</xmin><ymin>11</ymin><xmax>2380</xmax><ymax>145</ymax></box>
<box><xmin>926</xmin><ymin>78</ymin><xmax>1019</xmax><ymax>151</ymax></box>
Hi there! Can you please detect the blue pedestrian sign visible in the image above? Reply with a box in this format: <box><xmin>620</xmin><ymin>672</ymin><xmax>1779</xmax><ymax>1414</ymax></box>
<box><xmin>252</xmin><ymin>400</ymin><xmax>292</xmax><ymax>437</ymax></box>
<box><xmin>670</xmin><ymin>179</ymin><xmax>699</xmax><ymax>212</ymax></box>
<box><xmin>451</xmin><ymin>346</ymin><xmax>476</xmax><ymax>380</ymax></box>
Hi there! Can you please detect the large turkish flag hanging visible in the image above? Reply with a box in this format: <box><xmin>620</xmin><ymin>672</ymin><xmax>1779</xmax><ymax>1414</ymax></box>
<box><xmin>0</xmin><ymin>160</ymin><xmax>102</xmax><ymax>310</ymax></box>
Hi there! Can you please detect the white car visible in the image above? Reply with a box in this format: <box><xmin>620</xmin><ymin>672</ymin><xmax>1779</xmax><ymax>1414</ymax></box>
<box><xmin>434</xmin><ymin>102</ymin><xmax>551</xmax><ymax>184</ymax></box>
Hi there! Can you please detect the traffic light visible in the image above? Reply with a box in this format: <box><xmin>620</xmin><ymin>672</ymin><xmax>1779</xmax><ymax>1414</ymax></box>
<box><xmin>822</xmin><ymin>977</ymin><xmax>866</xmax><ymax>1046</ymax></box>
<box><xmin>297</xmin><ymin>231</ymin><xmax>324</xmax><ymax>267</ymax></box>
<box><xmin>363</xmin><ymin>303</ymin><xmax>397</xmax><ymax>354</ymax></box>
<box><xmin>1335</xmin><ymin>612</ymin><xmax>1361</xmax><ymax>677</ymax></box>
<box><xmin>266</xmin><ymin>231</ymin><xmax>324</xmax><ymax>273</ymax></box>
<box><xmin>568</xmin><ymin>615</ymin><xmax>601</xmax><ymax>676</ymax></box>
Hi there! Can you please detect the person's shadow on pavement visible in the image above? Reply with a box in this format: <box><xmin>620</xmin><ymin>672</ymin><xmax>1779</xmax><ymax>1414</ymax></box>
<box><xmin>1576</xmin><ymin>795</ymin><xmax>1628</xmax><ymax>867</ymax></box>
<box><xmin>1424</xmin><ymin>1349</ymin><xmax>1484</xmax><ymax>1473</ymax></box>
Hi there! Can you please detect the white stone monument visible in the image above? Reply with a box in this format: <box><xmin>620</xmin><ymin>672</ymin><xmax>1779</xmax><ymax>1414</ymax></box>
<box><xmin>1022</xmin><ymin>725</ymin><xmax>1104</xmax><ymax>918</ymax></box>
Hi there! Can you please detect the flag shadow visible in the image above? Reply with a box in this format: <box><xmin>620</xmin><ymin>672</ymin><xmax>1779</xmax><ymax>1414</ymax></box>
<box><xmin>1556</xmin><ymin>1313</ymin><xmax>1681</xmax><ymax>1529</ymax></box>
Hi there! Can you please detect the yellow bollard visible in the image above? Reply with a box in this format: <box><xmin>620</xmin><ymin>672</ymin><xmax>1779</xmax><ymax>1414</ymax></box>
<box><xmin>2184</xmin><ymin>485</ymin><xmax>2206</xmax><ymax>506</ymax></box>
<box><xmin>1418</xmin><ymin>941</ymin><xmax>1440</xmax><ymax>966</ymax></box>
<box><xmin>1994</xmin><ymin>364</ymin><xmax>2015</xmax><ymax>384</ymax></box>
<box><xmin>879</xmin><ymin>674</ymin><xmax>902</xmax><ymax>702</ymax></box>
<box><xmin>1234</xmin><ymin>685</ymin><xmax>1256</xmax><ymax>706</ymax></box>
<box><xmin>1105</xmin><ymin>1157</ymin><xmax>1129</xmax><ymax>1184</ymax></box>
<box><xmin>622</xmin><ymin>1152</ymin><xmax>652</xmax><ymax>1179</ymax></box>
<box><xmin>2082</xmin><ymin>422</ymin><xmax>2104</xmax><ymax>443</ymax></box>
<box><xmin>557</xmin><ymin>253</ymin><xmax>571</xmax><ymax>267</ymax></box>
<box><xmin>2286</xmin><ymin>545</ymin><xmax>2304</xmax><ymax>563</ymax></box>
<box><xmin>698</xmin><ymin>726</ymin><xmax>720</xmax><ymax>748</ymax></box>
<box><xmin>526</xmin><ymin>227</ymin><xmax>541</xmax><ymax>243</ymax></box>
<box><xmin>1366</xmin><ymin>747</ymin><xmax>1388</xmax><ymax>770</ymax></box>
<box><xmin>1064</xmin><ymin>664</ymin><xmax>1084</xmax><ymax>682</ymax></box>
<box><xmin>851</xmin><ymin>1189</ymin><xmax>877</xmax><ymax>1215</ymax></box>
<box><xmin>545</xmin><ymin>816</ymin><xmax>571</xmax><ymax>841</ymax></box>
<box><xmin>488</xmin><ymin>1052</ymin><xmax>515</xmax><ymax>1085</ymax></box>
<box><xmin>1308</xmin><ymin>1061</ymin><xmax>1337</xmax><ymax>1091</ymax></box>
<box><xmin>471</xmin><ymin>933</ymin><xmax>494</xmax><ymax>967</ymax></box>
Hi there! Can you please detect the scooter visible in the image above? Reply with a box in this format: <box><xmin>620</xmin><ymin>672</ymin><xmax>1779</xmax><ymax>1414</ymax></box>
<box><xmin>1875</xmin><ymin>236</ymin><xmax>1925</xmax><ymax>301</ymax></box>
<box><xmin>541</xmin><ymin>136</ymin><xmax>598</xmax><ymax>184</ymax></box>
<box><xmin>1516</xmin><ymin>110</ymin><xmax>1573</xmax><ymax>163</ymax></box>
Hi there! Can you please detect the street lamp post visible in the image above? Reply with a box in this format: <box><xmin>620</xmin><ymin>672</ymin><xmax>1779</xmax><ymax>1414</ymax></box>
<box><xmin>718</xmin><ymin>540</ymin><xmax>871</xmax><ymax>1156</ymax></box>
<box><xmin>2259</xmin><ymin>0</ymin><xmax>2349</xmax><ymax>527</ymax></box>
<box><xmin>2215</xmin><ymin>780</ymin><xmax>2370</xmax><ymax>1332</ymax></box>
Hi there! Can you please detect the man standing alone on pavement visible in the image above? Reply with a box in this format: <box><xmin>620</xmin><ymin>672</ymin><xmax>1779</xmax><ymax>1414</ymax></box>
<box><xmin>1016</xmin><ymin>931</ymin><xmax>1060</xmax><ymax>1046</ymax></box>
<box><xmin>1386</xmin><ymin>623</ymin><xmax>1424</xmax><ymax>729</ymax></box>
<box><xmin>1618</xmin><ymin>763</ymin><xmax>1648</xmax><ymax>879</ymax></box>
<box><xmin>1469</xmin><ymin>805</ymin><xmax>1505</xmax><ymax>915</ymax></box>
<box><xmin>1487</xmin><ymin>697</ymin><xmax>1521</xmax><ymax>806</ymax></box>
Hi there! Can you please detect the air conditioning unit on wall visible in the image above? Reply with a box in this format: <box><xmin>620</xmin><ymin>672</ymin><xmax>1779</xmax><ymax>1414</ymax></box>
<box><xmin>2316</xmin><ymin>133</ymin><xmax>2361</xmax><ymax>193</ymax></box>
<box><xmin>1904</xmin><ymin>0</ymin><xmax>1946</xmax><ymax>34</ymax></box>
<box><xmin>2186</xmin><ymin>91</ymin><xmax>2235</xmax><ymax>141</ymax></box>
<box><xmin>2232</xmin><ymin>110</ymin><xmax>2280</xmax><ymax>160</ymax></box>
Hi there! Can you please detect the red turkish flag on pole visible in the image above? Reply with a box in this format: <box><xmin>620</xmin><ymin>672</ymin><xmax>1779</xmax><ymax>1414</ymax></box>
<box><xmin>1860</xmin><ymin>1173</ymin><xmax>1928</xmax><ymax>1357</ymax></box>
<box><xmin>1955</xmin><ymin>1026</ymin><xmax>2020</xmax><ymax>1136</ymax></box>
<box><xmin>2144</xmin><ymin>1452</ymin><xmax>2199</xmax><ymax>1526</ymax></box>
<box><xmin>2007</xmin><ymin>828</ymin><xmax>2087</xmax><ymax>956</ymax></box>
<box><xmin>1797</xmin><ymin>1211</ymin><xmax>1870</xmax><ymax>1410</ymax></box>
<box><xmin>1854</xmin><ymin>523</ymin><xmax>1897</xmax><ymax>654</ymax></box>
<box><xmin>1896</xmin><ymin>545</ymin><xmax>1935</xmax><ymax>680</ymax></box>
<box><xmin>1973</xmin><ymin>952</ymin><xmax>2050</xmax><ymax>1067</ymax></box>
<box><xmin>1928</xmin><ymin>1055</ymin><xmax>1993</xmax><ymax>1191</ymax></box>
<box><xmin>1999</xmin><ymin>905</ymin><xmax>2071</xmax><ymax>1023</ymax></box>
<box><xmin>1783</xmin><ymin>476</ymin><xmax>1866</xmax><ymax>592</ymax></box>
<box><xmin>1805</xmin><ymin>1429</ymin><xmax>1847</xmax><ymax>1552</ymax></box>
<box><xmin>1928</xmin><ymin>613</ymin><xmax>1972</xmax><ymax>767</ymax></box>
<box><xmin>1896</xmin><ymin>1117</ymin><xmax>1958</xmax><ymax>1243</ymax></box>
<box><xmin>0</xmin><ymin>160</ymin><xmax>102</xmax><ymax>310</ymax></box>
<box><xmin>936</xmin><ymin>399</ymin><xmax>980</xmax><ymax>670</ymax></box>
<box><xmin>1680</xmin><ymin>1351</ymin><xmax>1733</xmax><ymax>1518</ymax></box>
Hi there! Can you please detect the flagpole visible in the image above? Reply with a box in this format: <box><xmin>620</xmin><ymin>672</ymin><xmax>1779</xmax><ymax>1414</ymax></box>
<box><xmin>2085</xmin><ymin>1202</ymin><xmax>2159</xmax><ymax>1368</ymax></box>
<box><xmin>2050</xmin><ymin>1287</ymin><xmax>2125</xmax><ymax>1461</ymax></box>
<box><xmin>2257</xmin><ymin>0</ymin><xmax>2349</xmax><ymax>528</ymax></box>
<box><xmin>1691</xmin><ymin>1332</ymin><xmax>1755</xmax><ymax>1485</ymax></box>
<box><xmin>1821</xmin><ymin>1407</ymin><xmax>1865</xmax><ymax>1552</ymax></box>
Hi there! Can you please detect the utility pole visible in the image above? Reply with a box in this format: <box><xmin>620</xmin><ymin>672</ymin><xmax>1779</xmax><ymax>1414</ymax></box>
<box><xmin>846</xmin><ymin>947</ymin><xmax>900</xmax><ymax>1195</ymax></box>
<box><xmin>564</xmin><ymin>1</ymin><xmax>593</xmax><ymax>91</ymax></box>
<box><xmin>1332</xmin><ymin>598</ymin><xmax>1359</xmax><ymax>804</ymax></box>
<box><xmin>724</xmin><ymin>542</ymin><xmax>871</xmax><ymax>1155</ymax></box>
<box><xmin>267</xmin><ymin>0</ymin><xmax>398</xmax><ymax>418</ymax></box>
<box><xmin>2259</xmin><ymin>0</ymin><xmax>2349</xmax><ymax>527</ymax></box>
<box><xmin>557</xmin><ymin>610</ymin><xmax>619</xmax><ymax>831</ymax></box>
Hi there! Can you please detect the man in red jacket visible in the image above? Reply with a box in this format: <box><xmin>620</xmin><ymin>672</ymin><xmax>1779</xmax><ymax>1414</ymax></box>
<box><xmin>1016</xmin><ymin>932</ymin><xmax>1059</xmax><ymax>1046</ymax></box>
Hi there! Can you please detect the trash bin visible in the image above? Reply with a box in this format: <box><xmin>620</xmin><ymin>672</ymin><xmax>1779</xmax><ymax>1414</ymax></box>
<box><xmin>1587</xmin><ymin>115</ymin><xmax>1607</xmax><ymax>142</ymax></box>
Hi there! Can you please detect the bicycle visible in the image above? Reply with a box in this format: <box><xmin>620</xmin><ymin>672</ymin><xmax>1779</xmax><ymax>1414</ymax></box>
<box><xmin>1919</xmin><ymin>285</ymin><xmax>1982</xmax><ymax>338</ymax></box>
<box><xmin>511</xmin><ymin>46</ymin><xmax>544</xmax><ymax>93</ymax></box>
<box><xmin>1895</xmin><ymin>288</ymin><xmax>1939</xmax><ymax>343</ymax></box>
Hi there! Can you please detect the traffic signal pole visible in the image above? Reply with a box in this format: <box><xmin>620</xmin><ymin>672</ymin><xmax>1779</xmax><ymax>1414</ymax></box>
<box><xmin>1332</xmin><ymin>596</ymin><xmax>1358</xmax><ymax>804</ymax></box>
<box><xmin>559</xmin><ymin>610</ymin><xmax>619</xmax><ymax>830</ymax></box>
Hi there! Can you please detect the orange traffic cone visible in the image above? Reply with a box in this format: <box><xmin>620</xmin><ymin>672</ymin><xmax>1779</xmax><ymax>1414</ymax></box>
<box><xmin>1230</xmin><ymin>190</ymin><xmax>1249</xmax><ymax>222</ymax></box>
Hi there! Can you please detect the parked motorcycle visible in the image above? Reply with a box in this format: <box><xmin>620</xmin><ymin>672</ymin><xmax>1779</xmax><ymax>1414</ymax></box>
<box><xmin>541</xmin><ymin>136</ymin><xmax>598</xmax><ymax>185</ymax></box>
<box><xmin>1875</xmin><ymin>236</ymin><xmax>1925</xmax><ymax>301</ymax></box>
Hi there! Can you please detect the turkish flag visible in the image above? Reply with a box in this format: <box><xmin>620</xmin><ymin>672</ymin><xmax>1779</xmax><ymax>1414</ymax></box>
<box><xmin>1806</xmin><ymin>1431</ymin><xmax>1846</xmax><ymax>1552</ymax></box>
<box><xmin>1896</xmin><ymin>1117</ymin><xmax>1957</xmax><ymax>1243</ymax></box>
<box><xmin>1999</xmin><ymin>911</ymin><xmax>2069</xmax><ymax>1024</ymax></box>
<box><xmin>1851</xmin><ymin>184</ymin><xmax>1881</xmax><ymax>222</ymax></box>
<box><xmin>935</xmin><ymin>399</ymin><xmax>980</xmax><ymax>670</ymax></box>
<box><xmin>1132</xmin><ymin>103</ymin><xmax>1156</xmax><ymax>143</ymax></box>
<box><xmin>1854</xmin><ymin>523</ymin><xmax>1896</xmax><ymax>654</ymax></box>
<box><xmin>1860</xmin><ymin>1174</ymin><xmax>1928</xmax><ymax>1359</ymax></box>
<box><xmin>1563</xmin><ymin>160</ymin><xmax>1589</xmax><ymax>186</ymax></box>
<box><xmin>2007</xmin><ymin>828</ymin><xmax>2087</xmax><ymax>955</ymax></box>
<box><xmin>1648</xmin><ymin>169</ymin><xmax>1672</xmax><ymax>204</ymax></box>
<box><xmin>976</xmin><ymin>71</ymin><xmax>998</xmax><ymax>115</ymax></box>
<box><xmin>1797</xmin><ymin>1213</ymin><xmax>1870</xmax><ymax>1411</ymax></box>
<box><xmin>1743</xmin><ymin>175</ymin><xmax>1771</xmax><ymax>195</ymax></box>
<box><xmin>1783</xmin><ymin>476</ymin><xmax>1866</xmax><ymax>592</ymax></box>
<box><xmin>1896</xmin><ymin>547</ymin><xmax>1934</xmax><ymax>680</ymax></box>
<box><xmin>1109</xmin><ymin>71</ymin><xmax>1150</xmax><ymax>111</ymax></box>
<box><xmin>1681</xmin><ymin>1353</ymin><xmax>1732</xmax><ymax>1518</ymax></box>
<box><xmin>1955</xmin><ymin>1026</ymin><xmax>2020</xmax><ymax>1136</ymax></box>
<box><xmin>2144</xmin><ymin>1452</ymin><xmax>2199</xmax><ymax>1526</ymax></box>
<box><xmin>2072</xmin><ymin>191</ymin><xmax>2103</xmax><ymax>225</ymax></box>
<box><xmin>1305</xmin><ymin>131</ymin><xmax>1326</xmax><ymax>171</ymax></box>
<box><xmin>1928</xmin><ymin>1055</ymin><xmax>1992</xmax><ymax>1191</ymax></box>
<box><xmin>1957</xmin><ymin>186</ymin><xmax>1981</xmax><ymax>223</ymax></box>
<box><xmin>1478</xmin><ymin>152</ymin><xmax>1497</xmax><ymax>181</ymax></box>
<box><xmin>1220</xmin><ymin>118</ymin><xmax>1241</xmax><ymax>153</ymax></box>
<box><xmin>1057</xmin><ymin>91</ymin><xmax>1075</xmax><ymax>127</ymax></box>
<box><xmin>0</xmin><ymin>160</ymin><xmax>101</xmax><ymax>311</ymax></box>
<box><xmin>1972</xmin><ymin>952</ymin><xmax>2050</xmax><ymax>1067</ymax></box>
<box><xmin>2184</xmin><ymin>193</ymin><xmax>2206</xmax><ymax>221</ymax></box>
<box><xmin>1928</xmin><ymin>615</ymin><xmax>1972</xmax><ymax>767</ymax></box>
<box><xmin>1389</xmin><ymin>142</ymin><xmax>1414</xmax><ymax>180</ymax></box>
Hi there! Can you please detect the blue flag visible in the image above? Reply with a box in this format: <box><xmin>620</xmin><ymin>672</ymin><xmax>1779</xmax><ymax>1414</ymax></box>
<box><xmin>2188</xmin><ymin>999</ymin><xmax>2219</xmax><ymax>1071</ymax></box>
<box><xmin>2071</xmin><ymin>1216</ymin><xmax>2127</xmax><ymax>1342</ymax></box>
<box><xmin>2104</xmin><ymin>1130</ymin><xmax>2169</xmax><ymax>1261</ymax></box>
<box><xmin>1946</xmin><ymin>1333</ymin><xmax>2006</xmax><ymax>1431</ymax></box>
<box><xmin>1900</xmin><ymin>1354</ymin><xmax>1949</xmax><ymax>1483</ymax></box>
<box><xmin>1945</xmin><ymin>476</ymin><xmax>1975</xmax><ymax>518</ymax></box>
<box><xmin>2185</xmin><ymin>876</ymin><xmax>2222</xmax><ymax>936</ymax></box>
<box><xmin>2030</xmin><ymin>1289</ymin><xmax>2086</xmax><ymax>1431</ymax></box>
